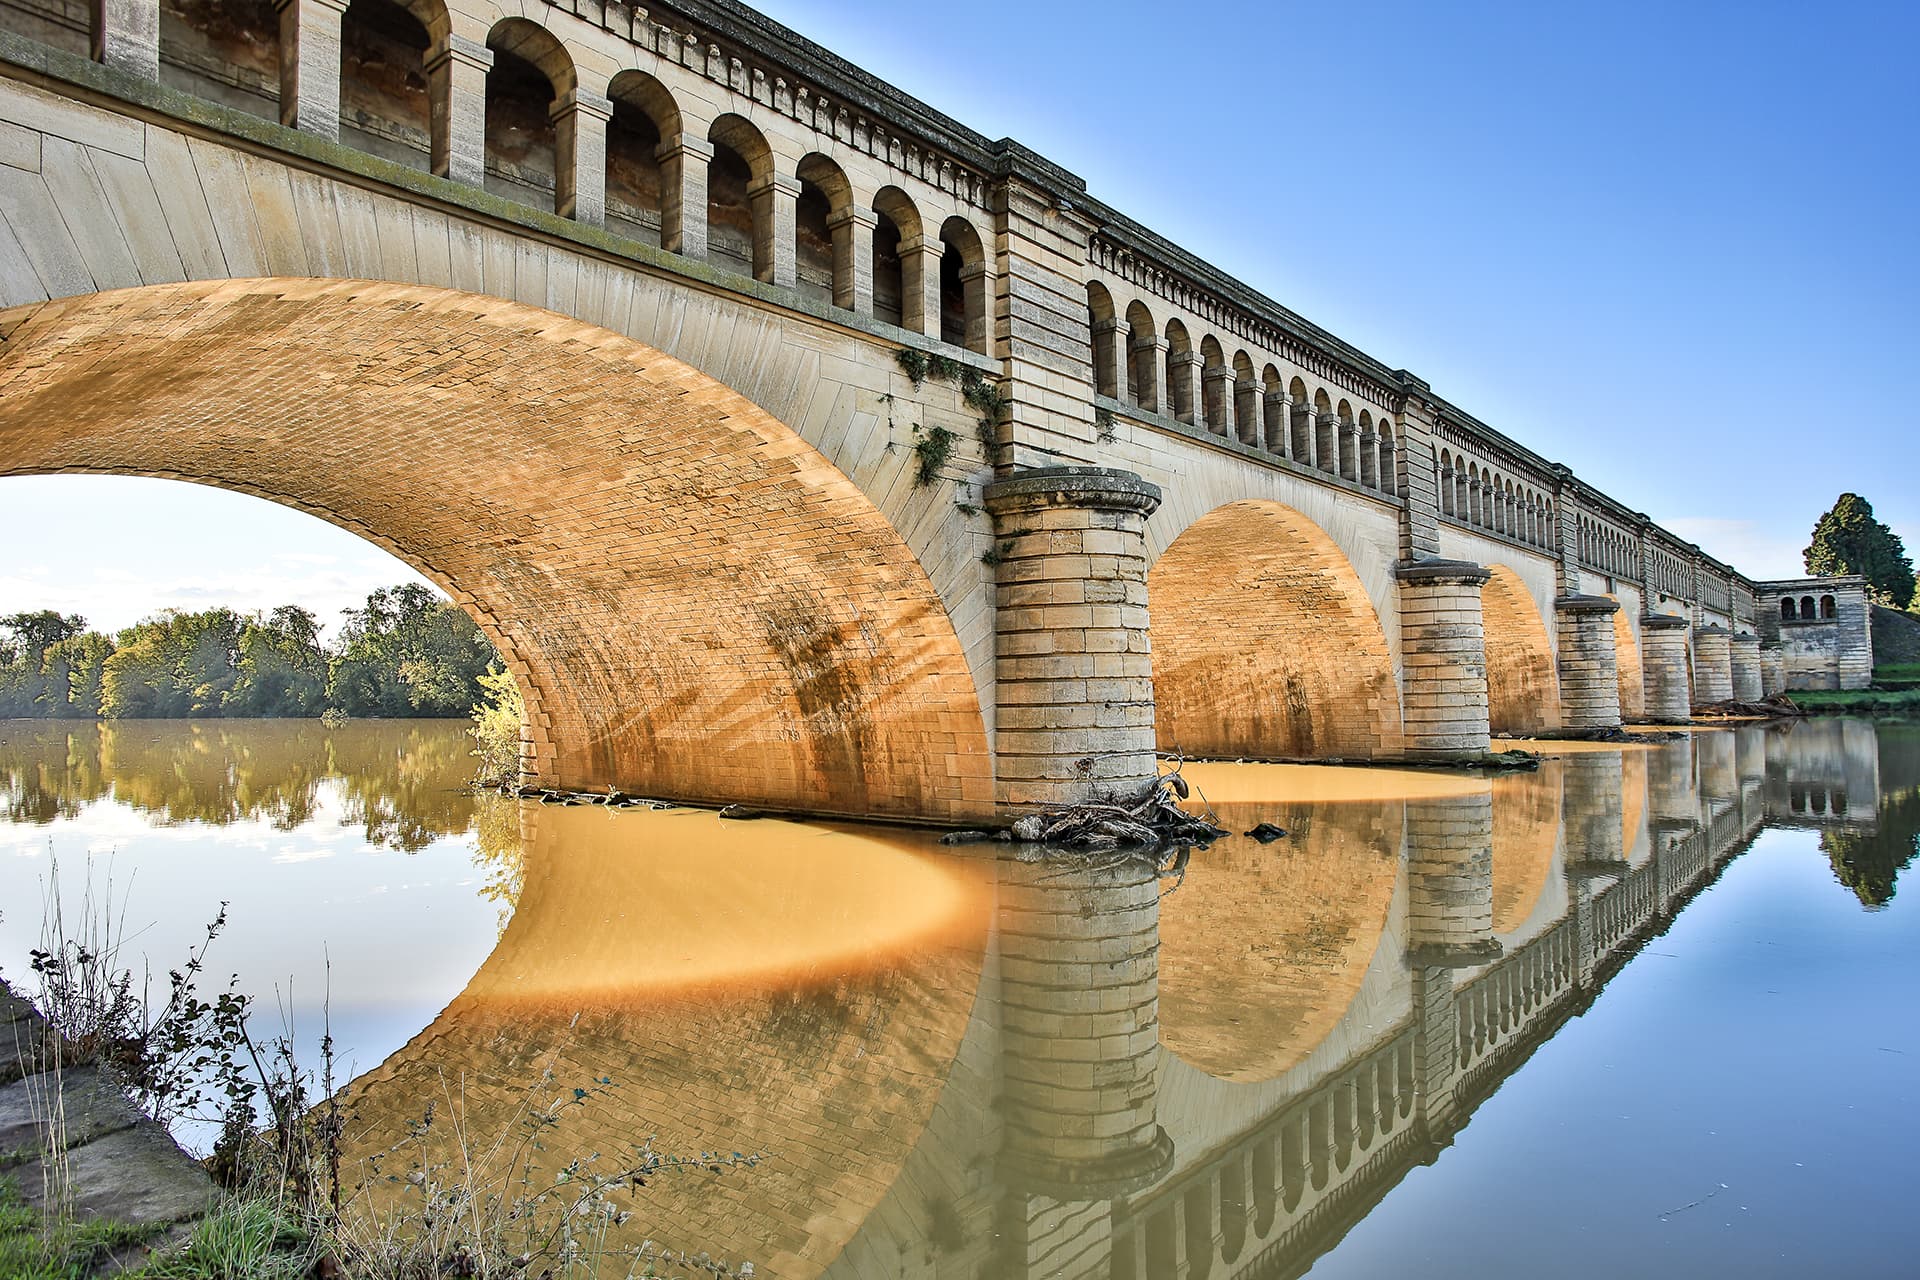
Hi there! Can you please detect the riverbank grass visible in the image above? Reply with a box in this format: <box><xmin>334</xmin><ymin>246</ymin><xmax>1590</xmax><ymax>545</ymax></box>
<box><xmin>0</xmin><ymin>1176</ymin><xmax>165</xmax><ymax>1279</ymax></box>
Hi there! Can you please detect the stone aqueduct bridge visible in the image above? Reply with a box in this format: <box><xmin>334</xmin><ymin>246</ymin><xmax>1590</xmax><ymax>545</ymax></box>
<box><xmin>0</xmin><ymin>0</ymin><xmax>1782</xmax><ymax>820</ymax></box>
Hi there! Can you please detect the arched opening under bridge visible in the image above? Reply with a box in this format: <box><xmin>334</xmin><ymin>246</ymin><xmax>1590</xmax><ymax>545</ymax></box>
<box><xmin>1482</xmin><ymin>565</ymin><xmax>1561</xmax><ymax>736</ymax></box>
<box><xmin>1148</xmin><ymin>500</ymin><xmax>1401</xmax><ymax>760</ymax></box>
<box><xmin>0</xmin><ymin>278</ymin><xmax>992</xmax><ymax>821</ymax></box>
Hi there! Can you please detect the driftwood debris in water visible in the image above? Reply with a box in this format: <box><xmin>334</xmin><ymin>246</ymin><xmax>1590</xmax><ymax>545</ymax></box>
<box><xmin>1694</xmin><ymin>694</ymin><xmax>1806</xmax><ymax>720</ymax></box>
<box><xmin>1245</xmin><ymin>822</ymin><xmax>1289</xmax><ymax>843</ymax></box>
<box><xmin>942</xmin><ymin>770</ymin><xmax>1228</xmax><ymax>854</ymax></box>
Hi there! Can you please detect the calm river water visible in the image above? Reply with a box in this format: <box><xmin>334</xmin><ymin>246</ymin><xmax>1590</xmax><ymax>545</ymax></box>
<box><xmin>1</xmin><ymin>717</ymin><xmax>1914</xmax><ymax>1278</ymax></box>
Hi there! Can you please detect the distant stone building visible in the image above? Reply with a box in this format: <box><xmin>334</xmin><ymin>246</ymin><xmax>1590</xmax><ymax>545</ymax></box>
<box><xmin>1754</xmin><ymin>576</ymin><xmax>1874</xmax><ymax>690</ymax></box>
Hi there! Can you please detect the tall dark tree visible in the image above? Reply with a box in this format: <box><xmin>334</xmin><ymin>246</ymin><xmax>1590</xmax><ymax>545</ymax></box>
<box><xmin>1804</xmin><ymin>493</ymin><xmax>1916</xmax><ymax>608</ymax></box>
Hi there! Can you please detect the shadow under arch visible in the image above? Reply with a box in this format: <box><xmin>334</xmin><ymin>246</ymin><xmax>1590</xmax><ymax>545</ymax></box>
<box><xmin>1148</xmin><ymin>499</ymin><xmax>1400</xmax><ymax>760</ymax></box>
<box><xmin>1483</xmin><ymin>565</ymin><xmax>1561</xmax><ymax>735</ymax></box>
<box><xmin>0</xmin><ymin>279</ymin><xmax>992</xmax><ymax>821</ymax></box>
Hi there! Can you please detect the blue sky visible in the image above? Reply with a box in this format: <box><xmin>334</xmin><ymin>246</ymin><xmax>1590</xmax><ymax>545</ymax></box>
<box><xmin>2</xmin><ymin>0</ymin><xmax>1914</xmax><ymax>633</ymax></box>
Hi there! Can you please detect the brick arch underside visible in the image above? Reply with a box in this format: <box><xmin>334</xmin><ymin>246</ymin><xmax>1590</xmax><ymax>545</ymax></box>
<box><xmin>1610</xmin><ymin>601</ymin><xmax>1645</xmax><ymax>720</ymax></box>
<box><xmin>1148</xmin><ymin>500</ymin><xmax>1400</xmax><ymax>760</ymax></box>
<box><xmin>1482</xmin><ymin>566</ymin><xmax>1561</xmax><ymax>735</ymax></box>
<box><xmin>0</xmin><ymin>279</ymin><xmax>991</xmax><ymax>821</ymax></box>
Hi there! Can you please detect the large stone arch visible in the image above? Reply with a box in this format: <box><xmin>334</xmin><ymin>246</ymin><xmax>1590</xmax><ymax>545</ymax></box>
<box><xmin>1147</xmin><ymin>499</ymin><xmax>1401</xmax><ymax>760</ymax></box>
<box><xmin>1482</xmin><ymin>564</ymin><xmax>1562</xmax><ymax>735</ymax></box>
<box><xmin>0</xmin><ymin>278</ymin><xmax>992</xmax><ymax>820</ymax></box>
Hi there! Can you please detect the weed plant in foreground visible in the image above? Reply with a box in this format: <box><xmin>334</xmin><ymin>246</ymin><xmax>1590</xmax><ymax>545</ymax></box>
<box><xmin>9</xmin><ymin>859</ymin><xmax>766</xmax><ymax>1278</ymax></box>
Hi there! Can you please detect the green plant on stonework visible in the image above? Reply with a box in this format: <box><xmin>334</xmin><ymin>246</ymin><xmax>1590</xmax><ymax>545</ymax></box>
<box><xmin>893</xmin><ymin>347</ymin><xmax>929</xmax><ymax>387</ymax></box>
<box><xmin>468</xmin><ymin>664</ymin><xmax>526</xmax><ymax>792</ymax></box>
<box><xmin>0</xmin><ymin>1177</ymin><xmax>162</xmax><ymax>1280</ymax></box>
<box><xmin>981</xmin><ymin>540</ymin><xmax>1015</xmax><ymax>567</ymax></box>
<box><xmin>912</xmin><ymin>423</ymin><xmax>959</xmax><ymax>488</ymax></box>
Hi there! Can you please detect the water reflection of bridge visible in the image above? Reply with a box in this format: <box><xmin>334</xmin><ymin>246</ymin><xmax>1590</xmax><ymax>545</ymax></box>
<box><xmin>326</xmin><ymin>724</ymin><xmax>1876</xmax><ymax>1279</ymax></box>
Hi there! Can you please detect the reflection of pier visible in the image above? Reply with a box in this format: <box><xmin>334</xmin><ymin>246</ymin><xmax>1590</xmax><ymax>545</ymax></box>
<box><xmin>1093</xmin><ymin>737</ymin><xmax>1767</xmax><ymax>1280</ymax></box>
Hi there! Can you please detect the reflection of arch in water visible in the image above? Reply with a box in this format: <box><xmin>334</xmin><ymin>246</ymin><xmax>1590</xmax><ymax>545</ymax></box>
<box><xmin>1490</xmin><ymin>762</ymin><xmax>1564</xmax><ymax>935</ymax></box>
<box><xmin>337</xmin><ymin>804</ymin><xmax>990</xmax><ymax>1279</ymax></box>
<box><xmin>1157</xmin><ymin>797</ymin><xmax>1402</xmax><ymax>1082</ymax></box>
<box><xmin>0</xmin><ymin>281</ymin><xmax>991</xmax><ymax>822</ymax></box>
<box><xmin>1148</xmin><ymin>500</ymin><xmax>1400</xmax><ymax>760</ymax></box>
<box><xmin>1482</xmin><ymin>565</ymin><xmax>1561</xmax><ymax>734</ymax></box>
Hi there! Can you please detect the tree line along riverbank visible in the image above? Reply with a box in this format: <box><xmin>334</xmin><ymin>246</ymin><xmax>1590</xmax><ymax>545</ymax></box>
<box><xmin>0</xmin><ymin>586</ymin><xmax>499</xmax><ymax>721</ymax></box>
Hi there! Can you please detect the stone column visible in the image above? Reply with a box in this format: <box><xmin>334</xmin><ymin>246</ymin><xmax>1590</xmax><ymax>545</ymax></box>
<box><xmin>551</xmin><ymin>88</ymin><xmax>611</xmax><ymax>223</ymax></box>
<box><xmin>1405</xmin><ymin>790</ymin><xmax>1501</xmax><ymax>967</ymax></box>
<box><xmin>275</xmin><ymin>0</ymin><xmax>348</xmax><ymax>138</ymax></box>
<box><xmin>1395</xmin><ymin>559</ymin><xmax>1492</xmax><ymax>758</ymax></box>
<box><xmin>1555</xmin><ymin>594</ymin><xmax>1622</xmax><ymax>732</ymax></box>
<box><xmin>1091</xmin><ymin>317</ymin><xmax>1129</xmax><ymax>401</ymax></box>
<box><xmin>1291</xmin><ymin>402</ymin><xmax>1315</xmax><ymax>466</ymax></box>
<box><xmin>1130</xmin><ymin>334</ymin><xmax>1167</xmax><ymax>415</ymax></box>
<box><xmin>1234</xmin><ymin>378</ymin><xmax>1261</xmax><ymax>447</ymax></box>
<box><xmin>1316</xmin><ymin>412</ymin><xmax>1338</xmax><ymax>472</ymax></box>
<box><xmin>1339</xmin><ymin>421</ymin><xmax>1359</xmax><ymax>481</ymax></box>
<box><xmin>91</xmin><ymin>0</ymin><xmax>159</xmax><ymax>79</ymax></box>
<box><xmin>1172</xmin><ymin>352</ymin><xmax>1203</xmax><ymax>426</ymax></box>
<box><xmin>1266</xmin><ymin>390</ymin><xmax>1292</xmax><ymax>457</ymax></box>
<box><xmin>827</xmin><ymin>205</ymin><xmax>877</xmax><ymax>314</ymax></box>
<box><xmin>958</xmin><ymin>258</ymin><xmax>994</xmax><ymax>355</ymax></box>
<box><xmin>1760</xmin><ymin>644</ymin><xmax>1786</xmax><ymax>697</ymax></box>
<box><xmin>1692</xmin><ymin>625</ymin><xmax>1733</xmax><ymax>706</ymax></box>
<box><xmin>1562</xmin><ymin>750</ymin><xmax>1628</xmax><ymax>878</ymax></box>
<box><xmin>1639</xmin><ymin>614</ymin><xmax>1692</xmax><ymax>723</ymax></box>
<box><xmin>996</xmin><ymin>855</ymin><xmax>1172</xmax><ymax>1199</ymax></box>
<box><xmin>427</xmin><ymin>33</ymin><xmax>492</xmax><ymax>187</ymax></box>
<box><xmin>896</xmin><ymin>232</ymin><xmax>944</xmax><ymax>338</ymax></box>
<box><xmin>655</xmin><ymin>134</ymin><xmax>711</xmax><ymax>258</ymax></box>
<box><xmin>985</xmin><ymin>467</ymin><xmax>1162</xmax><ymax>812</ymax></box>
<box><xmin>1729</xmin><ymin>633</ymin><xmax>1763</xmax><ymax>702</ymax></box>
<box><xmin>1203</xmin><ymin>365</ymin><xmax>1235</xmax><ymax>438</ymax></box>
<box><xmin>1360</xmin><ymin>430</ymin><xmax>1379</xmax><ymax>489</ymax></box>
<box><xmin>748</xmin><ymin>172</ymin><xmax>800</xmax><ymax>287</ymax></box>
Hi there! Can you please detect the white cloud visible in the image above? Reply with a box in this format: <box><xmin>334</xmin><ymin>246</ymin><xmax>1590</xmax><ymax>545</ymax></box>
<box><xmin>272</xmin><ymin>848</ymin><xmax>336</xmax><ymax>865</ymax></box>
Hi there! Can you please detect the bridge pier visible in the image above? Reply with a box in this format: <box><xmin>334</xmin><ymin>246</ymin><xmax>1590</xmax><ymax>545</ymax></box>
<box><xmin>1554</xmin><ymin>595</ymin><xmax>1623</xmax><ymax>732</ymax></box>
<box><xmin>1405</xmin><ymin>791</ymin><xmax>1501</xmax><ymax>967</ymax></box>
<box><xmin>1394</xmin><ymin>560</ymin><xmax>1493</xmax><ymax>758</ymax></box>
<box><xmin>1729</xmin><ymin>633</ymin><xmax>1763</xmax><ymax>701</ymax></box>
<box><xmin>1562</xmin><ymin>751</ymin><xmax>1628</xmax><ymax>877</ymax></box>
<box><xmin>1759</xmin><ymin>643</ymin><xmax>1786</xmax><ymax>697</ymax></box>
<box><xmin>1638</xmin><ymin>614</ymin><xmax>1693</xmax><ymax>722</ymax></box>
<box><xmin>985</xmin><ymin>467</ymin><xmax>1163</xmax><ymax>812</ymax></box>
<box><xmin>1692</xmin><ymin>625</ymin><xmax>1734</xmax><ymax>705</ymax></box>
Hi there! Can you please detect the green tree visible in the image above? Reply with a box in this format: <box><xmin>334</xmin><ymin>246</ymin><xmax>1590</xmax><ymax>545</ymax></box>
<box><xmin>227</xmin><ymin>606</ymin><xmax>328</xmax><ymax>716</ymax></box>
<box><xmin>1804</xmin><ymin>493</ymin><xmax>1916</xmax><ymax>608</ymax></box>
<box><xmin>100</xmin><ymin>608</ymin><xmax>246</xmax><ymax>718</ymax></box>
<box><xmin>0</xmin><ymin>612</ymin><xmax>111</xmax><ymax>718</ymax></box>
<box><xmin>326</xmin><ymin>585</ymin><xmax>495</xmax><ymax>717</ymax></box>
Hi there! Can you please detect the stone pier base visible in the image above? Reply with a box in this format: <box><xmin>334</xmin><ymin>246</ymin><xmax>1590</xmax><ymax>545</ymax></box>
<box><xmin>1760</xmin><ymin>644</ymin><xmax>1786</xmax><ymax>698</ymax></box>
<box><xmin>1692</xmin><ymin>625</ymin><xmax>1733</xmax><ymax>705</ymax></box>
<box><xmin>1554</xmin><ymin>595</ymin><xmax>1622</xmax><ymax>732</ymax></box>
<box><xmin>1395</xmin><ymin>559</ymin><xmax>1492</xmax><ymax>758</ymax></box>
<box><xmin>1639</xmin><ymin>614</ymin><xmax>1693</xmax><ymax>722</ymax></box>
<box><xmin>985</xmin><ymin>467</ymin><xmax>1162</xmax><ymax>814</ymax></box>
<box><xmin>1730</xmin><ymin>634</ymin><xmax>1763</xmax><ymax>701</ymax></box>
